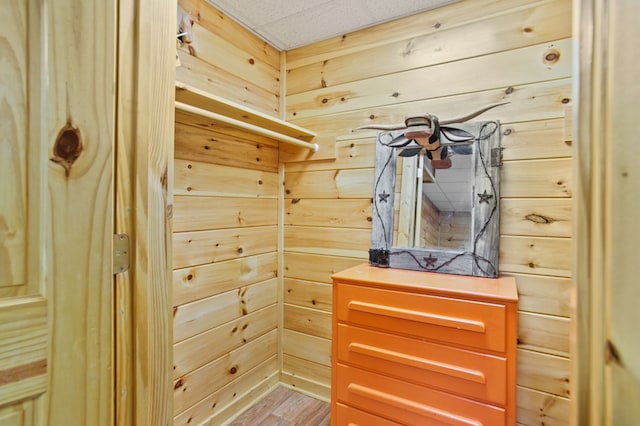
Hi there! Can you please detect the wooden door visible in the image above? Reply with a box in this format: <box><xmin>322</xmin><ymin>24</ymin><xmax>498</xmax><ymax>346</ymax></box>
<box><xmin>574</xmin><ymin>0</ymin><xmax>640</xmax><ymax>424</ymax></box>
<box><xmin>0</xmin><ymin>0</ymin><xmax>115</xmax><ymax>424</ymax></box>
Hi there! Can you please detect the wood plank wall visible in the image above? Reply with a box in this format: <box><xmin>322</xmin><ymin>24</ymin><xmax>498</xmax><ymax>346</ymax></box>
<box><xmin>173</xmin><ymin>2</ymin><xmax>283</xmax><ymax>423</ymax></box>
<box><xmin>283</xmin><ymin>0</ymin><xmax>573</xmax><ymax>423</ymax></box>
<box><xmin>177</xmin><ymin>0</ymin><xmax>281</xmax><ymax>116</ymax></box>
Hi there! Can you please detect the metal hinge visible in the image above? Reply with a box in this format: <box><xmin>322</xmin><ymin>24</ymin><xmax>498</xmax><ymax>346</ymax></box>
<box><xmin>113</xmin><ymin>234</ymin><xmax>130</xmax><ymax>274</ymax></box>
<box><xmin>491</xmin><ymin>147</ymin><xmax>504</xmax><ymax>167</ymax></box>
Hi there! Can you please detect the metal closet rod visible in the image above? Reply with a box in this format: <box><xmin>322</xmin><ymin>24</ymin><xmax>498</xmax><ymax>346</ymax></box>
<box><xmin>175</xmin><ymin>101</ymin><xmax>320</xmax><ymax>152</ymax></box>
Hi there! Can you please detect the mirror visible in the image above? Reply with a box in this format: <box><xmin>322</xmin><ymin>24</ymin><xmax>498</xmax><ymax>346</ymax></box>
<box><xmin>369</xmin><ymin>121</ymin><xmax>501</xmax><ymax>277</ymax></box>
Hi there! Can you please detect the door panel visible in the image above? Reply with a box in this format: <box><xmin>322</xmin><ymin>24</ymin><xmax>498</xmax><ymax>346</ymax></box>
<box><xmin>0</xmin><ymin>0</ymin><xmax>115</xmax><ymax>424</ymax></box>
<box><xmin>0</xmin><ymin>1</ymin><xmax>48</xmax><ymax>421</ymax></box>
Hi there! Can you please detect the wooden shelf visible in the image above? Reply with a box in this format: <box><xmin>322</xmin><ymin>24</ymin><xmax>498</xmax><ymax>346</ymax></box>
<box><xmin>175</xmin><ymin>81</ymin><xmax>318</xmax><ymax>151</ymax></box>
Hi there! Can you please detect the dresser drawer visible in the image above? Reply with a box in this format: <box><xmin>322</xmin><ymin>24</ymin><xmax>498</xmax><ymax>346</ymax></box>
<box><xmin>336</xmin><ymin>363</ymin><xmax>505</xmax><ymax>426</ymax></box>
<box><xmin>336</xmin><ymin>324</ymin><xmax>507</xmax><ymax>405</ymax></box>
<box><xmin>336</xmin><ymin>403</ymin><xmax>403</xmax><ymax>426</ymax></box>
<box><xmin>336</xmin><ymin>283</ymin><xmax>507</xmax><ymax>352</ymax></box>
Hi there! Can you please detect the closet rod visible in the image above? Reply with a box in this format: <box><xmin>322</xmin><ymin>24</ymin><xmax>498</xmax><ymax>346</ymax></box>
<box><xmin>175</xmin><ymin>101</ymin><xmax>320</xmax><ymax>152</ymax></box>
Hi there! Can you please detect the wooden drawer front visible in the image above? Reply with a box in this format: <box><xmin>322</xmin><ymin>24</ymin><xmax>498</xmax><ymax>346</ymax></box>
<box><xmin>337</xmin><ymin>324</ymin><xmax>507</xmax><ymax>405</ymax></box>
<box><xmin>337</xmin><ymin>283</ymin><xmax>507</xmax><ymax>352</ymax></box>
<box><xmin>336</xmin><ymin>364</ymin><xmax>505</xmax><ymax>426</ymax></box>
<box><xmin>336</xmin><ymin>403</ymin><xmax>403</xmax><ymax>426</ymax></box>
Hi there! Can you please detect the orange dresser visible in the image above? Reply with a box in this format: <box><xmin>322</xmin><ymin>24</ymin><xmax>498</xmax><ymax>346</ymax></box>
<box><xmin>331</xmin><ymin>264</ymin><xmax>518</xmax><ymax>426</ymax></box>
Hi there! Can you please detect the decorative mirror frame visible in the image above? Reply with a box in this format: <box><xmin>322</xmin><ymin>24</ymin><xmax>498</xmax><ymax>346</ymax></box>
<box><xmin>369</xmin><ymin>121</ymin><xmax>502</xmax><ymax>277</ymax></box>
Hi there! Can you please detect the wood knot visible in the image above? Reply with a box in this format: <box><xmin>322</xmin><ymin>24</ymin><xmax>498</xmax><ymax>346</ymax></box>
<box><xmin>543</xmin><ymin>49</ymin><xmax>560</xmax><ymax>65</ymax></box>
<box><xmin>525</xmin><ymin>213</ymin><xmax>554</xmax><ymax>224</ymax></box>
<box><xmin>51</xmin><ymin>121</ymin><xmax>83</xmax><ymax>177</ymax></box>
<box><xmin>605</xmin><ymin>340</ymin><xmax>623</xmax><ymax>366</ymax></box>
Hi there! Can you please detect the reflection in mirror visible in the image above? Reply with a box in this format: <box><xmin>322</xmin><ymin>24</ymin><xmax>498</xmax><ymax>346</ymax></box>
<box><xmin>396</xmin><ymin>151</ymin><xmax>474</xmax><ymax>251</ymax></box>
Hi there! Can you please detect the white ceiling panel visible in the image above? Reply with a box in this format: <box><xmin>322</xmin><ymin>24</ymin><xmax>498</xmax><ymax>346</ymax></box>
<box><xmin>206</xmin><ymin>0</ymin><xmax>460</xmax><ymax>50</ymax></box>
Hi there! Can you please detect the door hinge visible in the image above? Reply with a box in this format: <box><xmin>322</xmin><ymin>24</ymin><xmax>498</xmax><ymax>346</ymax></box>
<box><xmin>491</xmin><ymin>147</ymin><xmax>504</xmax><ymax>167</ymax></box>
<box><xmin>113</xmin><ymin>233</ymin><xmax>130</xmax><ymax>274</ymax></box>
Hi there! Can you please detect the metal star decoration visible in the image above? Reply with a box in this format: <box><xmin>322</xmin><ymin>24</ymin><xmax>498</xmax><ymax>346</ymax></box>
<box><xmin>378</xmin><ymin>190</ymin><xmax>391</xmax><ymax>203</ymax></box>
<box><xmin>424</xmin><ymin>253</ymin><xmax>438</xmax><ymax>268</ymax></box>
<box><xmin>477</xmin><ymin>189</ymin><xmax>494</xmax><ymax>204</ymax></box>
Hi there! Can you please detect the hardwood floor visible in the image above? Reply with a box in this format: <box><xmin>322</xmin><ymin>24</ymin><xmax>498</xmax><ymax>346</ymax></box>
<box><xmin>226</xmin><ymin>386</ymin><xmax>331</xmax><ymax>426</ymax></box>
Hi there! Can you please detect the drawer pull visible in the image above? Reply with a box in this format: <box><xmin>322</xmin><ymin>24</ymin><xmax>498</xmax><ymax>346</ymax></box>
<box><xmin>347</xmin><ymin>301</ymin><xmax>486</xmax><ymax>333</ymax></box>
<box><xmin>348</xmin><ymin>383</ymin><xmax>483</xmax><ymax>426</ymax></box>
<box><xmin>348</xmin><ymin>343</ymin><xmax>486</xmax><ymax>384</ymax></box>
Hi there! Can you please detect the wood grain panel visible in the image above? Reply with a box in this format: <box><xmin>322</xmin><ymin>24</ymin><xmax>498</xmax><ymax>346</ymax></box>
<box><xmin>0</xmin><ymin>287</ymin><xmax>24</xmax><ymax>299</ymax></box>
<box><xmin>180</xmin><ymin>0</ymin><xmax>280</xmax><ymax>70</ymax></box>
<box><xmin>47</xmin><ymin>0</ymin><xmax>118</xmax><ymax>423</ymax></box>
<box><xmin>173</xmin><ymin>196</ymin><xmax>277</xmax><ymax>232</ymax></box>
<box><xmin>499</xmin><ymin>235</ymin><xmax>571</xmax><ymax>277</ymax></box>
<box><xmin>501</xmin><ymin>159</ymin><xmax>572</xmax><ymax>198</ymax></box>
<box><xmin>174</xmin><ymin>279</ymin><xmax>277</xmax><ymax>342</ymax></box>
<box><xmin>283</xmin><ymin>253</ymin><xmax>364</xmax><ymax>283</ymax></box>
<box><xmin>176</xmin><ymin>52</ymin><xmax>279</xmax><ymax>116</ymax></box>
<box><xmin>284</xmin><ymin>138</ymin><xmax>376</xmax><ymax>172</ymax></box>
<box><xmin>173</xmin><ymin>253</ymin><xmax>277</xmax><ymax>306</ymax></box>
<box><xmin>174</xmin><ymin>121</ymin><xmax>279</xmax><ymax>172</ymax></box>
<box><xmin>284</xmin><ymin>226</ymin><xmax>370</xmax><ymax>258</ymax></box>
<box><xmin>175</xmin><ymin>110</ymin><xmax>283</xmax><ymax>149</ymax></box>
<box><xmin>173</xmin><ymin>358</ymin><xmax>278</xmax><ymax>426</ymax></box>
<box><xmin>0</xmin><ymin>399</ymin><xmax>38</xmax><ymax>426</ymax></box>
<box><xmin>283</xmin><ymin>304</ymin><xmax>332</xmax><ymax>339</ymax></box>
<box><xmin>284</xmin><ymin>198</ymin><xmax>372</xmax><ymax>228</ymax></box>
<box><xmin>174</xmin><ymin>159</ymin><xmax>277</xmax><ymax>198</ymax></box>
<box><xmin>287</xmin><ymin>39</ymin><xmax>572</xmax><ymax>120</ymax></box>
<box><xmin>283</xmin><ymin>278</ymin><xmax>332</xmax><ymax>312</ymax></box>
<box><xmin>284</xmin><ymin>169</ymin><xmax>373</xmax><ymax>199</ymax></box>
<box><xmin>173</xmin><ymin>226</ymin><xmax>277</xmax><ymax>269</ymax></box>
<box><xmin>501</xmin><ymin>119</ymin><xmax>572</xmax><ymax>161</ymax></box>
<box><xmin>504</xmin><ymin>273</ymin><xmax>571</xmax><ymax>317</ymax></box>
<box><xmin>516</xmin><ymin>386</ymin><xmax>570</xmax><ymax>426</ymax></box>
<box><xmin>518</xmin><ymin>312</ymin><xmax>570</xmax><ymax>356</ymax></box>
<box><xmin>174</xmin><ymin>304</ymin><xmax>277</xmax><ymax>378</ymax></box>
<box><xmin>0</xmin><ymin>298</ymin><xmax>47</xmax><ymax>406</ymax></box>
<box><xmin>285</xmin><ymin>0</ymin><xmax>559</xmax><ymax>68</ymax></box>
<box><xmin>516</xmin><ymin>349</ymin><xmax>570</xmax><ymax>397</ymax></box>
<box><xmin>282</xmin><ymin>330</ymin><xmax>331</xmax><ymax>367</ymax></box>
<box><xmin>0</xmin><ymin>0</ymin><xmax>26</xmax><ymax>287</ymax></box>
<box><xmin>282</xmin><ymin>79</ymin><xmax>572</xmax><ymax>163</ymax></box>
<box><xmin>173</xmin><ymin>330</ymin><xmax>278</xmax><ymax>415</ymax></box>
<box><xmin>500</xmin><ymin>198</ymin><xmax>572</xmax><ymax>237</ymax></box>
<box><xmin>279</xmin><ymin>372</ymin><xmax>331</xmax><ymax>402</ymax></box>
<box><xmin>286</xmin><ymin>0</ymin><xmax>571</xmax><ymax>94</ymax></box>
<box><xmin>283</xmin><ymin>355</ymin><xmax>332</xmax><ymax>387</ymax></box>
<box><xmin>186</xmin><ymin>23</ymin><xmax>279</xmax><ymax>95</ymax></box>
